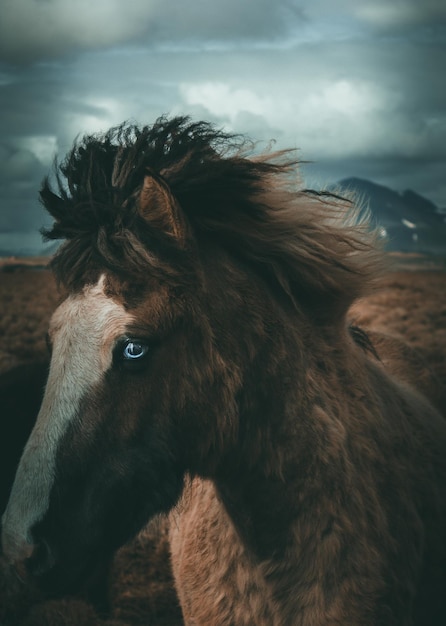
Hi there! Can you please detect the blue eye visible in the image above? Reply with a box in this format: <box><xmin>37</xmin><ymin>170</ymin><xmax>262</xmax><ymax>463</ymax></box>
<box><xmin>114</xmin><ymin>337</ymin><xmax>152</xmax><ymax>371</ymax></box>
<box><xmin>122</xmin><ymin>340</ymin><xmax>149</xmax><ymax>361</ymax></box>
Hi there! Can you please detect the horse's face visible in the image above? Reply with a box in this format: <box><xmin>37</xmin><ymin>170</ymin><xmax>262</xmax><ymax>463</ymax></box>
<box><xmin>1</xmin><ymin>273</ymin><xmax>196</xmax><ymax>590</ymax></box>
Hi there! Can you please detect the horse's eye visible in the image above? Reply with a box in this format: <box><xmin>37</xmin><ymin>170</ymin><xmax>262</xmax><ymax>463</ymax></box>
<box><xmin>122</xmin><ymin>340</ymin><xmax>149</xmax><ymax>361</ymax></box>
<box><xmin>114</xmin><ymin>337</ymin><xmax>151</xmax><ymax>371</ymax></box>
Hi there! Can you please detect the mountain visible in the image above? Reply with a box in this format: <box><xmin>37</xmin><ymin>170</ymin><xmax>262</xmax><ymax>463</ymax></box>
<box><xmin>335</xmin><ymin>178</ymin><xmax>446</xmax><ymax>254</ymax></box>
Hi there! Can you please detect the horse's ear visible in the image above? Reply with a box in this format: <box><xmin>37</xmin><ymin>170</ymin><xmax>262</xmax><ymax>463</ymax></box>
<box><xmin>138</xmin><ymin>174</ymin><xmax>188</xmax><ymax>245</ymax></box>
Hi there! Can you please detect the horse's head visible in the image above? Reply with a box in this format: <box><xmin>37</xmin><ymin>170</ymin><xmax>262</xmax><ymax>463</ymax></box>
<box><xmin>1</xmin><ymin>117</ymin><xmax>378</xmax><ymax>591</ymax></box>
<box><xmin>0</xmin><ymin>124</ymin><xmax>250</xmax><ymax>590</ymax></box>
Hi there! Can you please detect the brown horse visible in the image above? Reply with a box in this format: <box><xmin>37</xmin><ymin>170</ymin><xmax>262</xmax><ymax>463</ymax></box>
<box><xmin>2</xmin><ymin>117</ymin><xmax>446</xmax><ymax>625</ymax></box>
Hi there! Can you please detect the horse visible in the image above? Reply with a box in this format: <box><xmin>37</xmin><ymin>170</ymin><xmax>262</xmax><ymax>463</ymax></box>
<box><xmin>1</xmin><ymin>116</ymin><xmax>446</xmax><ymax>625</ymax></box>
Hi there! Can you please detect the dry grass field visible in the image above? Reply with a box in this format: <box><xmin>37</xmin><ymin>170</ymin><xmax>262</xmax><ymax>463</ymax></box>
<box><xmin>350</xmin><ymin>265</ymin><xmax>446</xmax><ymax>411</ymax></box>
<box><xmin>0</xmin><ymin>256</ymin><xmax>445</xmax><ymax>625</ymax></box>
<box><xmin>0</xmin><ymin>268</ymin><xmax>58</xmax><ymax>375</ymax></box>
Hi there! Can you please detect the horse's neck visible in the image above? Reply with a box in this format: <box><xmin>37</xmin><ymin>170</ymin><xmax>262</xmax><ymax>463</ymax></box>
<box><xmin>170</xmin><ymin>478</ymin><xmax>291</xmax><ymax>625</ymax></box>
<box><xmin>170</xmin><ymin>337</ymin><xmax>372</xmax><ymax>625</ymax></box>
<box><xmin>211</xmin><ymin>335</ymin><xmax>363</xmax><ymax>561</ymax></box>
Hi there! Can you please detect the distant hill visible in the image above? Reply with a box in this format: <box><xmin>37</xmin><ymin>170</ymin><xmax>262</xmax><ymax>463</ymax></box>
<box><xmin>335</xmin><ymin>178</ymin><xmax>446</xmax><ymax>254</ymax></box>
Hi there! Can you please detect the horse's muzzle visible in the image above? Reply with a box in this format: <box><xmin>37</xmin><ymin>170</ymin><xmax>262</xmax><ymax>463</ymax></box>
<box><xmin>1</xmin><ymin>521</ymin><xmax>55</xmax><ymax>580</ymax></box>
<box><xmin>25</xmin><ymin>537</ymin><xmax>56</xmax><ymax>577</ymax></box>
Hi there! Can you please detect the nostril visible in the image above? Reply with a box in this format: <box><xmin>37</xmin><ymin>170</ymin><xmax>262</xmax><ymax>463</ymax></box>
<box><xmin>26</xmin><ymin>538</ymin><xmax>56</xmax><ymax>576</ymax></box>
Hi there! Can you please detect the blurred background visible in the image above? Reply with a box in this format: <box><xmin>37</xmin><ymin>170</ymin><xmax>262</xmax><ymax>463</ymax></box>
<box><xmin>1</xmin><ymin>0</ymin><xmax>445</xmax><ymax>255</ymax></box>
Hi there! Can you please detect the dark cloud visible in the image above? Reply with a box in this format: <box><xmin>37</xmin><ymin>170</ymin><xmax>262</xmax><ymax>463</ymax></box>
<box><xmin>353</xmin><ymin>1</ymin><xmax>446</xmax><ymax>31</ymax></box>
<box><xmin>0</xmin><ymin>0</ymin><xmax>302</xmax><ymax>65</ymax></box>
<box><xmin>0</xmin><ymin>0</ymin><xmax>152</xmax><ymax>64</ymax></box>
<box><xmin>299</xmin><ymin>0</ymin><xmax>446</xmax><ymax>32</ymax></box>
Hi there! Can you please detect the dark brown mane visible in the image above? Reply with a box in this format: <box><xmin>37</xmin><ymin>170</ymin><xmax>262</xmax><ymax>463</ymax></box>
<box><xmin>41</xmin><ymin>115</ymin><xmax>381</xmax><ymax>317</ymax></box>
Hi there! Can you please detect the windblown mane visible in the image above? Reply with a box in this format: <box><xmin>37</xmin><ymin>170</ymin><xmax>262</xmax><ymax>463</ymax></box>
<box><xmin>41</xmin><ymin>115</ymin><xmax>381</xmax><ymax>318</ymax></box>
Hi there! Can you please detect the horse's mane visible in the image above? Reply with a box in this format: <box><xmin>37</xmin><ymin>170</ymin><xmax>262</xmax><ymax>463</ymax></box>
<box><xmin>41</xmin><ymin>115</ymin><xmax>382</xmax><ymax>319</ymax></box>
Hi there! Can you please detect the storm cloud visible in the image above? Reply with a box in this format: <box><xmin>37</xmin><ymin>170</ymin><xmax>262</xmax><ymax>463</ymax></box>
<box><xmin>0</xmin><ymin>0</ymin><xmax>301</xmax><ymax>64</ymax></box>
<box><xmin>0</xmin><ymin>0</ymin><xmax>445</xmax><ymax>248</ymax></box>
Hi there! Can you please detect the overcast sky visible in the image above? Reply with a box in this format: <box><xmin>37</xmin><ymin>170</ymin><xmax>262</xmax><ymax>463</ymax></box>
<box><xmin>1</xmin><ymin>0</ymin><xmax>445</xmax><ymax>244</ymax></box>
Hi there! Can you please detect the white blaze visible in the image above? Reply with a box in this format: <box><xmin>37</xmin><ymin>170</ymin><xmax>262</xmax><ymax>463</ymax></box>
<box><xmin>1</xmin><ymin>275</ymin><xmax>133</xmax><ymax>564</ymax></box>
